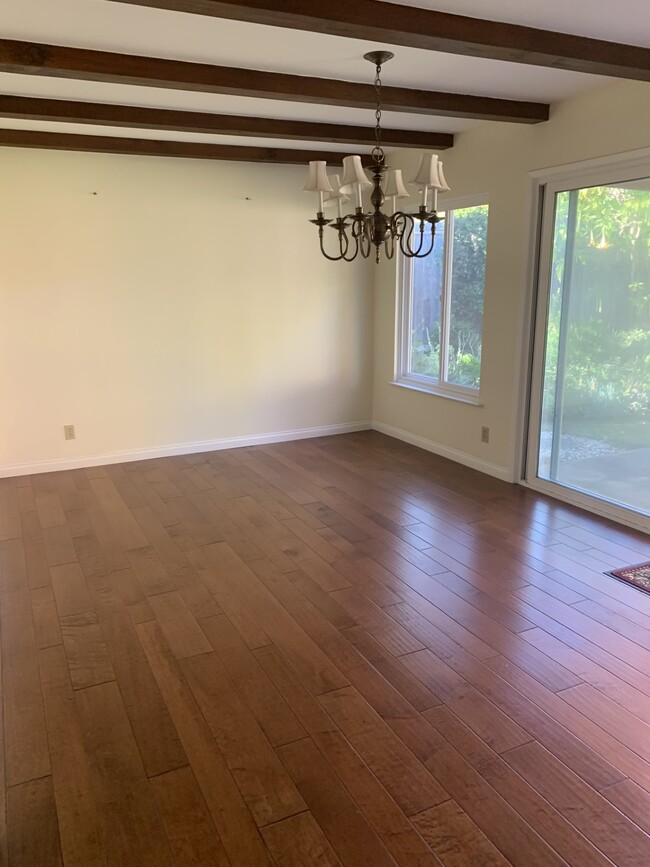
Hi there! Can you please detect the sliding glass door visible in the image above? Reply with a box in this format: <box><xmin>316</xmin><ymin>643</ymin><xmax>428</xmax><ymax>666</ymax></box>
<box><xmin>527</xmin><ymin>167</ymin><xmax>650</xmax><ymax>524</ymax></box>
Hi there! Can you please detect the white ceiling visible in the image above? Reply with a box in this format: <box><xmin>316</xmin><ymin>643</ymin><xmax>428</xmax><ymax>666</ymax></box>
<box><xmin>0</xmin><ymin>0</ymin><xmax>647</xmax><ymax>154</ymax></box>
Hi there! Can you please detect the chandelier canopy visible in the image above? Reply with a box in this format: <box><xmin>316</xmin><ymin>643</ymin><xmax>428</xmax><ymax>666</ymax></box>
<box><xmin>304</xmin><ymin>51</ymin><xmax>450</xmax><ymax>264</ymax></box>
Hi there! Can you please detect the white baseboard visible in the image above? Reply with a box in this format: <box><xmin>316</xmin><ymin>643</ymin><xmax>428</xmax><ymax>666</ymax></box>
<box><xmin>0</xmin><ymin>421</ymin><xmax>372</xmax><ymax>478</ymax></box>
<box><xmin>371</xmin><ymin>421</ymin><xmax>515</xmax><ymax>482</ymax></box>
<box><xmin>1</xmin><ymin>419</ymin><xmax>513</xmax><ymax>483</ymax></box>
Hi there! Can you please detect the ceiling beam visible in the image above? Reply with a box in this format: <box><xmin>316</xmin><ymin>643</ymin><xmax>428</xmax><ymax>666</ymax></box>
<box><xmin>0</xmin><ymin>95</ymin><xmax>453</xmax><ymax>149</ymax></box>
<box><xmin>0</xmin><ymin>128</ymin><xmax>367</xmax><ymax>164</ymax></box>
<box><xmin>0</xmin><ymin>40</ymin><xmax>548</xmax><ymax>124</ymax></box>
<box><xmin>111</xmin><ymin>0</ymin><xmax>650</xmax><ymax>81</ymax></box>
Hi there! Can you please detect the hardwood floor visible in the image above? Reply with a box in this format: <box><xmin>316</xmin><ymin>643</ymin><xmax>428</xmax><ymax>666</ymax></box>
<box><xmin>2</xmin><ymin>430</ymin><xmax>650</xmax><ymax>865</ymax></box>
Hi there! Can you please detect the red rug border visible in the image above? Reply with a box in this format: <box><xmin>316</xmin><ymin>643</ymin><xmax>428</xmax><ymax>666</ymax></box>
<box><xmin>605</xmin><ymin>561</ymin><xmax>650</xmax><ymax>595</ymax></box>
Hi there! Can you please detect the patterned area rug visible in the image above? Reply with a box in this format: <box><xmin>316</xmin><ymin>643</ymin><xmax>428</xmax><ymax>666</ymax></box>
<box><xmin>606</xmin><ymin>562</ymin><xmax>650</xmax><ymax>594</ymax></box>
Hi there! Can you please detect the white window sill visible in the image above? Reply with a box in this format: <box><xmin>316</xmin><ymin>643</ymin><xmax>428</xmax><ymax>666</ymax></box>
<box><xmin>390</xmin><ymin>379</ymin><xmax>483</xmax><ymax>406</ymax></box>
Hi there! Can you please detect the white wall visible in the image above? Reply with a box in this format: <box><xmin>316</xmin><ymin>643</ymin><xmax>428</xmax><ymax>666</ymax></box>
<box><xmin>373</xmin><ymin>79</ymin><xmax>650</xmax><ymax>480</ymax></box>
<box><xmin>0</xmin><ymin>148</ymin><xmax>374</xmax><ymax>473</ymax></box>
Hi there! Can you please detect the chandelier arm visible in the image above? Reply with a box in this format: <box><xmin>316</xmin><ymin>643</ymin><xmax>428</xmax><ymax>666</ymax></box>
<box><xmin>410</xmin><ymin>221</ymin><xmax>429</xmax><ymax>258</ymax></box>
<box><xmin>390</xmin><ymin>210</ymin><xmax>439</xmax><ymax>259</ymax></box>
<box><xmin>384</xmin><ymin>230</ymin><xmax>397</xmax><ymax>260</ymax></box>
<box><xmin>403</xmin><ymin>223</ymin><xmax>436</xmax><ymax>258</ymax></box>
<box><xmin>394</xmin><ymin>212</ymin><xmax>417</xmax><ymax>255</ymax></box>
<box><xmin>316</xmin><ymin>223</ymin><xmax>351</xmax><ymax>262</ymax></box>
<box><xmin>339</xmin><ymin>225</ymin><xmax>363</xmax><ymax>262</ymax></box>
<box><xmin>403</xmin><ymin>215</ymin><xmax>431</xmax><ymax>258</ymax></box>
<box><xmin>359</xmin><ymin>221</ymin><xmax>373</xmax><ymax>259</ymax></box>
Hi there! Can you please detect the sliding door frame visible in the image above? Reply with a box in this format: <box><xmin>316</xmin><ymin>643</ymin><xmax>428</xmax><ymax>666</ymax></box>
<box><xmin>519</xmin><ymin>147</ymin><xmax>650</xmax><ymax>533</ymax></box>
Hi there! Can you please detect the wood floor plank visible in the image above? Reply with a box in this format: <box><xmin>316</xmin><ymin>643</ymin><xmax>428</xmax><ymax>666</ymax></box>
<box><xmin>38</xmin><ymin>645</ymin><xmax>106</xmax><ymax>866</ymax></box>
<box><xmin>0</xmin><ymin>480</ymin><xmax>21</xmax><ymax>542</ymax></box>
<box><xmin>31</xmin><ymin>586</ymin><xmax>63</xmax><ymax>650</ymax></box>
<box><xmin>137</xmin><ymin>620</ymin><xmax>272</xmax><ymax>866</ymax></box>
<box><xmin>329</xmin><ymin>554</ymin><xmax>405</xmax><ymax>608</ymax></box>
<box><xmin>60</xmin><ymin>611</ymin><xmax>115</xmax><ymax>690</ymax></box>
<box><xmin>503</xmin><ymin>741</ymin><xmax>650</xmax><ymax>867</ymax></box>
<box><xmin>389</xmin><ymin>601</ymin><xmax>625</xmax><ymax>791</ymax></box>
<box><xmin>558</xmin><ymin>682</ymin><xmax>650</xmax><ymax>764</ymax></box>
<box><xmin>7</xmin><ymin>776</ymin><xmax>63</xmax><ymax>867</ymax></box>
<box><xmin>126</xmin><ymin>545</ymin><xmax>177</xmax><ymax>596</ymax></box>
<box><xmin>332</xmin><ymin>587</ymin><xmax>425</xmax><ymax>657</ymax></box>
<box><xmin>0</xmin><ymin>539</ymin><xmax>28</xmax><ymax>592</ymax></box>
<box><xmin>411</xmin><ymin>799</ymin><xmax>509</xmax><ymax>866</ymax></box>
<box><xmin>24</xmin><ymin>543</ymin><xmax>50</xmax><ymax>589</ymax></box>
<box><xmin>480</xmin><ymin>757</ymin><xmax>617</xmax><ymax>867</ymax></box>
<box><xmin>318</xmin><ymin>686</ymin><xmax>448</xmax><ymax>816</ymax></box>
<box><xmin>180</xmin><ymin>650</ymin><xmax>306</xmax><ymax>827</ymax></box>
<box><xmin>402</xmin><ymin>650</ymin><xmax>532</xmax><ymax>754</ymax></box>
<box><xmin>342</xmin><ymin>625</ymin><xmax>442</xmax><ymax>713</ymax></box>
<box><xmin>314</xmin><ymin>729</ymin><xmax>444</xmax><ymax>866</ymax></box>
<box><xmin>148</xmin><ymin>590</ymin><xmax>213</xmax><ymax>659</ymax></box>
<box><xmin>422</xmin><ymin>705</ymin><xmax>498</xmax><ymax>772</ymax></box>
<box><xmin>2</xmin><ymin>589</ymin><xmax>51</xmax><ymax>787</ymax></box>
<box><xmin>389</xmin><ymin>712</ymin><xmax>568</xmax><ymax>865</ymax></box>
<box><xmin>200</xmin><ymin>613</ymin><xmax>306</xmax><ymax>747</ymax></box>
<box><xmin>253</xmin><ymin>643</ymin><xmax>339</xmax><ymax>737</ymax></box>
<box><xmin>71</xmin><ymin>532</ymin><xmax>109</xmax><ymax>579</ymax></box>
<box><xmin>89</xmin><ymin>476</ymin><xmax>150</xmax><ymax>550</ymax></box>
<box><xmin>261</xmin><ymin>811</ymin><xmax>342</xmax><ymax>867</ymax></box>
<box><xmin>99</xmin><ymin>610</ymin><xmax>187</xmax><ymax>777</ymax></box>
<box><xmin>277</xmin><ymin>737</ymin><xmax>399</xmax><ymax>867</ymax></box>
<box><xmin>42</xmin><ymin>525</ymin><xmax>77</xmax><ymax>568</ymax></box>
<box><xmin>150</xmin><ymin>766</ymin><xmax>231</xmax><ymax>867</ymax></box>
<box><xmin>522</xmin><ymin>626</ymin><xmax>650</xmax><ymax>722</ymax></box>
<box><xmin>50</xmin><ymin>562</ymin><xmax>93</xmax><ymax>618</ymax></box>
<box><xmin>34</xmin><ymin>492</ymin><xmax>66</xmax><ymax>530</ymax></box>
<box><xmin>0</xmin><ymin>624</ymin><xmax>8</xmax><ymax>867</ymax></box>
<box><xmin>75</xmin><ymin>681</ymin><xmax>174</xmax><ymax>866</ymax></box>
<box><xmin>485</xmin><ymin>654</ymin><xmax>650</xmax><ymax>791</ymax></box>
<box><xmin>286</xmin><ymin>568</ymin><xmax>358</xmax><ymax>630</ymax></box>
<box><xmin>203</xmin><ymin>543</ymin><xmax>348</xmax><ymax>695</ymax></box>
<box><xmin>602</xmin><ymin>778</ymin><xmax>650</xmax><ymax>836</ymax></box>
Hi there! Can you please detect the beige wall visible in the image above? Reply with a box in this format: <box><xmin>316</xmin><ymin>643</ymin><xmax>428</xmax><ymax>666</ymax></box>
<box><xmin>373</xmin><ymin>79</ymin><xmax>650</xmax><ymax>479</ymax></box>
<box><xmin>3</xmin><ymin>78</ymin><xmax>648</xmax><ymax>478</ymax></box>
<box><xmin>0</xmin><ymin>148</ymin><xmax>373</xmax><ymax>473</ymax></box>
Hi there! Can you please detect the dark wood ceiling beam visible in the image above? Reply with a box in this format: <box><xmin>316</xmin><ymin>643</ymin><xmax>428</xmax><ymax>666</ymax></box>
<box><xmin>0</xmin><ymin>40</ymin><xmax>549</xmax><ymax>124</ymax></box>
<box><xmin>112</xmin><ymin>0</ymin><xmax>650</xmax><ymax>81</ymax></box>
<box><xmin>0</xmin><ymin>127</ymin><xmax>369</xmax><ymax>164</ymax></box>
<box><xmin>0</xmin><ymin>95</ymin><xmax>453</xmax><ymax>149</ymax></box>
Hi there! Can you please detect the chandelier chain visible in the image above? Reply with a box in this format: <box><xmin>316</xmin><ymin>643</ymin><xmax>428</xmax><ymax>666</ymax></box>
<box><xmin>373</xmin><ymin>62</ymin><xmax>384</xmax><ymax>164</ymax></box>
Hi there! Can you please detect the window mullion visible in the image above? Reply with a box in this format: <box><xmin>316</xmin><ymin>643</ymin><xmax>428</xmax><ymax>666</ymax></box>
<box><xmin>400</xmin><ymin>254</ymin><xmax>413</xmax><ymax>378</ymax></box>
<box><xmin>439</xmin><ymin>212</ymin><xmax>454</xmax><ymax>384</ymax></box>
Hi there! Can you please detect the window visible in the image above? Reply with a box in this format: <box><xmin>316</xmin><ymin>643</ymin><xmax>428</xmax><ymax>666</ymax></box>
<box><xmin>527</xmin><ymin>170</ymin><xmax>650</xmax><ymax>520</ymax></box>
<box><xmin>395</xmin><ymin>197</ymin><xmax>488</xmax><ymax>402</ymax></box>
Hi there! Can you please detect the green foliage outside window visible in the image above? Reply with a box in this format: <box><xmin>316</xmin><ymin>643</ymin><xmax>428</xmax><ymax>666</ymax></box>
<box><xmin>542</xmin><ymin>184</ymin><xmax>650</xmax><ymax>449</ymax></box>
<box><xmin>409</xmin><ymin>204</ymin><xmax>487</xmax><ymax>388</ymax></box>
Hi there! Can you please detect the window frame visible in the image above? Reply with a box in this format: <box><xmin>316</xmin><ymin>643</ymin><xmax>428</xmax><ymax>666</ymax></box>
<box><xmin>394</xmin><ymin>193</ymin><xmax>488</xmax><ymax>404</ymax></box>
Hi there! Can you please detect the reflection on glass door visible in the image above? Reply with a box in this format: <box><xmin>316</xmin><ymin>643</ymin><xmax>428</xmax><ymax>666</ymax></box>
<box><xmin>534</xmin><ymin>178</ymin><xmax>650</xmax><ymax>517</ymax></box>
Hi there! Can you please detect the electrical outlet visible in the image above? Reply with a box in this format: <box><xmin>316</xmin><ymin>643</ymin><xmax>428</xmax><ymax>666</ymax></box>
<box><xmin>64</xmin><ymin>424</ymin><xmax>76</xmax><ymax>441</ymax></box>
<box><xmin>481</xmin><ymin>426</ymin><xmax>490</xmax><ymax>444</ymax></box>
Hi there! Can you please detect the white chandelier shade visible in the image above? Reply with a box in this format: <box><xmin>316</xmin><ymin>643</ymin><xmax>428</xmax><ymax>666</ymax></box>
<box><xmin>304</xmin><ymin>158</ymin><xmax>449</xmax><ymax>215</ymax></box>
<box><xmin>303</xmin><ymin>160</ymin><xmax>335</xmax><ymax>211</ymax></box>
<box><xmin>383</xmin><ymin>168</ymin><xmax>410</xmax><ymax>215</ymax></box>
<box><xmin>411</xmin><ymin>153</ymin><xmax>450</xmax><ymax>209</ymax></box>
<box><xmin>322</xmin><ymin>173</ymin><xmax>350</xmax><ymax>218</ymax></box>
<box><xmin>339</xmin><ymin>155</ymin><xmax>373</xmax><ymax>208</ymax></box>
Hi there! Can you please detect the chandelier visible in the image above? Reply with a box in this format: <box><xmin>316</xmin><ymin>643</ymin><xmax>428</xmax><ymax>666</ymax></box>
<box><xmin>304</xmin><ymin>51</ymin><xmax>450</xmax><ymax>264</ymax></box>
